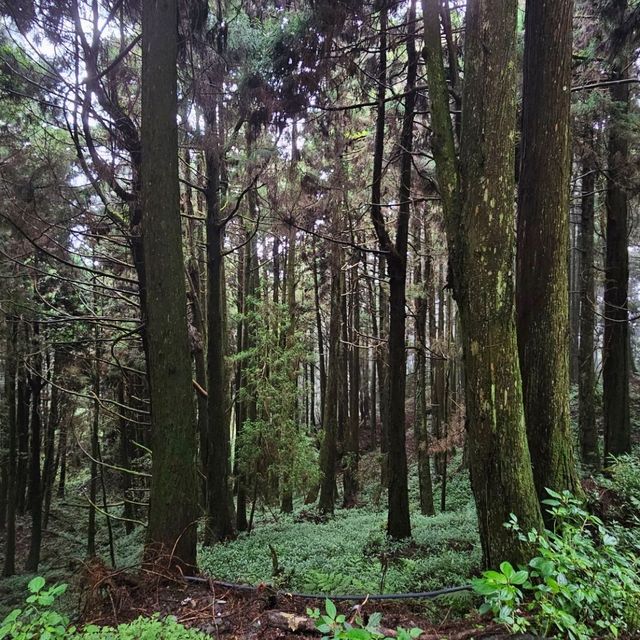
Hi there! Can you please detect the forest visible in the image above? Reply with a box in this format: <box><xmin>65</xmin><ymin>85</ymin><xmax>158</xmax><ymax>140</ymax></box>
<box><xmin>0</xmin><ymin>0</ymin><xmax>639</xmax><ymax>638</ymax></box>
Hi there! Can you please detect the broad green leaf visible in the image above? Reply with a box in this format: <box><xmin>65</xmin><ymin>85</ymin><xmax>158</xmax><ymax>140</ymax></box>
<box><xmin>28</xmin><ymin>576</ymin><xmax>46</xmax><ymax>594</ymax></box>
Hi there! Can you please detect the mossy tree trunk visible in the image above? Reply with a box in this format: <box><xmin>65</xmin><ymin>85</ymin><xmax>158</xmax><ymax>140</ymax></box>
<box><xmin>516</xmin><ymin>0</ymin><xmax>580</xmax><ymax>509</ymax></box>
<box><xmin>414</xmin><ymin>219</ymin><xmax>435</xmax><ymax>516</ymax></box>
<box><xmin>141</xmin><ymin>0</ymin><xmax>198</xmax><ymax>570</ymax></box>
<box><xmin>423</xmin><ymin>0</ymin><xmax>543</xmax><ymax>566</ymax></box>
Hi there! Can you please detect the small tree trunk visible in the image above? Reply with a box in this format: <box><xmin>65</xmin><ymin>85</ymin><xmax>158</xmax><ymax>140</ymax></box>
<box><xmin>414</xmin><ymin>222</ymin><xmax>435</xmax><ymax>516</ymax></box>
<box><xmin>2</xmin><ymin>315</ymin><xmax>18</xmax><ymax>577</ymax></box>
<box><xmin>343</xmin><ymin>251</ymin><xmax>360</xmax><ymax>508</ymax></box>
<box><xmin>318</xmin><ymin>245</ymin><xmax>341</xmax><ymax>514</ymax></box>
<box><xmin>26</xmin><ymin>324</ymin><xmax>44</xmax><ymax>572</ymax></box>
<box><xmin>578</xmin><ymin>128</ymin><xmax>599</xmax><ymax>467</ymax></box>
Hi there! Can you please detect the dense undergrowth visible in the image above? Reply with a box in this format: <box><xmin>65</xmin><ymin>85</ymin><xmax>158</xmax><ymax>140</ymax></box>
<box><xmin>3</xmin><ymin>443</ymin><xmax>640</xmax><ymax>638</ymax></box>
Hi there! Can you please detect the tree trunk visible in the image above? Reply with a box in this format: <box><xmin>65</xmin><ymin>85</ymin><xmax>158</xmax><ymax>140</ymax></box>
<box><xmin>318</xmin><ymin>245</ymin><xmax>341</xmax><ymax>514</ymax></box>
<box><xmin>2</xmin><ymin>315</ymin><xmax>17</xmax><ymax>577</ymax></box>
<box><xmin>603</xmin><ymin>41</ymin><xmax>631</xmax><ymax>459</ymax></box>
<box><xmin>578</xmin><ymin>128</ymin><xmax>599</xmax><ymax>467</ymax></box>
<box><xmin>343</xmin><ymin>250</ymin><xmax>360</xmax><ymax>507</ymax></box>
<box><xmin>15</xmin><ymin>343</ymin><xmax>29</xmax><ymax>515</ymax></box>
<box><xmin>414</xmin><ymin>221</ymin><xmax>435</xmax><ymax>516</ymax></box>
<box><xmin>141</xmin><ymin>0</ymin><xmax>199</xmax><ymax>570</ymax></box>
<box><xmin>516</xmin><ymin>0</ymin><xmax>580</xmax><ymax>509</ymax></box>
<box><xmin>26</xmin><ymin>324</ymin><xmax>44</xmax><ymax>572</ymax></box>
<box><xmin>384</xmin><ymin>0</ymin><xmax>418</xmax><ymax>540</ymax></box>
<box><xmin>423</xmin><ymin>0</ymin><xmax>543</xmax><ymax>567</ymax></box>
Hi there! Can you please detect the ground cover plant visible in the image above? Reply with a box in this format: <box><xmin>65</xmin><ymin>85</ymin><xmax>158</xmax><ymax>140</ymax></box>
<box><xmin>198</xmin><ymin>466</ymin><xmax>480</xmax><ymax>596</ymax></box>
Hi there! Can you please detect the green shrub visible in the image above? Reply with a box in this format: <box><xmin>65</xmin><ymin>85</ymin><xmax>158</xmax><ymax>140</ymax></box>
<box><xmin>307</xmin><ymin>598</ymin><xmax>422</xmax><ymax>640</ymax></box>
<box><xmin>0</xmin><ymin>576</ymin><xmax>73</xmax><ymax>639</ymax></box>
<box><xmin>0</xmin><ymin>578</ymin><xmax>206</xmax><ymax>640</ymax></box>
<box><xmin>81</xmin><ymin>615</ymin><xmax>207</xmax><ymax>639</ymax></box>
<box><xmin>473</xmin><ymin>490</ymin><xmax>640</xmax><ymax>639</ymax></box>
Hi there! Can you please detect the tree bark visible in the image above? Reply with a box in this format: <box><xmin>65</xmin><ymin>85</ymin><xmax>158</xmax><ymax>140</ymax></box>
<box><xmin>2</xmin><ymin>315</ymin><xmax>17</xmax><ymax>577</ymax></box>
<box><xmin>142</xmin><ymin>0</ymin><xmax>199</xmax><ymax>570</ymax></box>
<box><xmin>26</xmin><ymin>323</ymin><xmax>44</xmax><ymax>572</ymax></box>
<box><xmin>603</xmin><ymin>30</ymin><xmax>631</xmax><ymax>459</ymax></box>
<box><xmin>318</xmin><ymin>245</ymin><xmax>341</xmax><ymax>514</ymax></box>
<box><xmin>516</xmin><ymin>0</ymin><xmax>580</xmax><ymax>509</ymax></box>
<box><xmin>578</xmin><ymin>128</ymin><xmax>599</xmax><ymax>467</ymax></box>
<box><xmin>423</xmin><ymin>0</ymin><xmax>543</xmax><ymax>566</ymax></box>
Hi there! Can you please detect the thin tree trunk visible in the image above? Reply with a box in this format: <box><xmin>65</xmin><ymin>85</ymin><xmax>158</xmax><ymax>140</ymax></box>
<box><xmin>2</xmin><ymin>315</ymin><xmax>17</xmax><ymax>577</ymax></box>
<box><xmin>414</xmin><ymin>221</ymin><xmax>435</xmax><ymax>516</ymax></box>
<box><xmin>318</xmin><ymin>245</ymin><xmax>341</xmax><ymax>514</ymax></box>
<box><xmin>26</xmin><ymin>323</ymin><xmax>44</xmax><ymax>572</ymax></box>
<box><xmin>578</xmin><ymin>128</ymin><xmax>599</xmax><ymax>467</ymax></box>
<box><xmin>343</xmin><ymin>250</ymin><xmax>360</xmax><ymax>507</ymax></box>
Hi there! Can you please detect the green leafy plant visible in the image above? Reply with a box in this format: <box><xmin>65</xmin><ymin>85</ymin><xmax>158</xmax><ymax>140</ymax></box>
<box><xmin>473</xmin><ymin>490</ymin><xmax>640</xmax><ymax>639</ymax></box>
<box><xmin>0</xmin><ymin>578</ymin><xmax>207</xmax><ymax>640</ymax></box>
<box><xmin>307</xmin><ymin>599</ymin><xmax>421</xmax><ymax>640</ymax></box>
<box><xmin>81</xmin><ymin>615</ymin><xmax>207</xmax><ymax>639</ymax></box>
<box><xmin>0</xmin><ymin>576</ymin><xmax>74</xmax><ymax>640</ymax></box>
<box><xmin>471</xmin><ymin>561</ymin><xmax>529</xmax><ymax>633</ymax></box>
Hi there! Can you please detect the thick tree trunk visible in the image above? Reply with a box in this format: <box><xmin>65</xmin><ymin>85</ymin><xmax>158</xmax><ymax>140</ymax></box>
<box><xmin>578</xmin><ymin>129</ymin><xmax>599</xmax><ymax>467</ymax></box>
<box><xmin>603</xmin><ymin>49</ymin><xmax>631</xmax><ymax>459</ymax></box>
<box><xmin>423</xmin><ymin>0</ymin><xmax>543</xmax><ymax>566</ymax></box>
<box><xmin>142</xmin><ymin>0</ymin><xmax>199</xmax><ymax>570</ymax></box>
<box><xmin>516</xmin><ymin>0</ymin><xmax>580</xmax><ymax>508</ymax></box>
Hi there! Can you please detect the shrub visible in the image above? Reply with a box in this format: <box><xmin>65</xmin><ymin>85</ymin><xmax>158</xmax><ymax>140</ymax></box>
<box><xmin>473</xmin><ymin>490</ymin><xmax>640</xmax><ymax>639</ymax></box>
<box><xmin>0</xmin><ymin>578</ymin><xmax>207</xmax><ymax>640</ymax></box>
<box><xmin>307</xmin><ymin>598</ymin><xmax>422</xmax><ymax>640</ymax></box>
<box><xmin>0</xmin><ymin>576</ymin><xmax>72</xmax><ymax>639</ymax></box>
<box><xmin>81</xmin><ymin>615</ymin><xmax>207</xmax><ymax>639</ymax></box>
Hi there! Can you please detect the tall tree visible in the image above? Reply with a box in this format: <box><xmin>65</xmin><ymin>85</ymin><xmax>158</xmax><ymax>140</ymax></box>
<box><xmin>603</xmin><ymin>0</ymin><xmax>633</xmax><ymax>458</ymax></box>
<box><xmin>578</xmin><ymin>128</ymin><xmax>599</xmax><ymax>467</ymax></box>
<box><xmin>318</xmin><ymin>244</ymin><xmax>342</xmax><ymax>514</ymax></box>
<box><xmin>516</xmin><ymin>0</ymin><xmax>580</xmax><ymax>506</ymax></box>
<box><xmin>423</xmin><ymin>0</ymin><xmax>544</xmax><ymax>566</ymax></box>
<box><xmin>142</xmin><ymin>0</ymin><xmax>198</xmax><ymax>569</ymax></box>
<box><xmin>2</xmin><ymin>315</ymin><xmax>17</xmax><ymax>577</ymax></box>
<box><xmin>369</xmin><ymin>0</ymin><xmax>417</xmax><ymax>539</ymax></box>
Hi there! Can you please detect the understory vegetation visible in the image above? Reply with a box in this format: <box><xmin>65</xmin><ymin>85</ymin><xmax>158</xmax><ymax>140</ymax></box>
<box><xmin>199</xmin><ymin>463</ymin><xmax>479</xmax><ymax>596</ymax></box>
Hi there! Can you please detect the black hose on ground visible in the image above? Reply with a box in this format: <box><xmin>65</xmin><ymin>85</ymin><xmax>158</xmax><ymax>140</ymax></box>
<box><xmin>184</xmin><ymin>575</ymin><xmax>473</xmax><ymax>601</ymax></box>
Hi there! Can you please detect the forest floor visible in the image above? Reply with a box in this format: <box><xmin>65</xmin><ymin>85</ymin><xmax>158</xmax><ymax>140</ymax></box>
<box><xmin>76</xmin><ymin>564</ymin><xmax>520</xmax><ymax>639</ymax></box>
<box><xmin>3</xmin><ymin>385</ymin><xmax>640</xmax><ymax>638</ymax></box>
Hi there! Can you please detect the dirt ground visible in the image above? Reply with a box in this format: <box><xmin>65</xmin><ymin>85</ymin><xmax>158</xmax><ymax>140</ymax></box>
<box><xmin>77</xmin><ymin>563</ymin><xmax>532</xmax><ymax>639</ymax></box>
